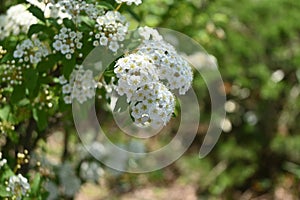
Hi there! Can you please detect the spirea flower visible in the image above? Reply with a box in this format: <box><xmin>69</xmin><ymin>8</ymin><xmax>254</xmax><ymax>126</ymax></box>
<box><xmin>53</xmin><ymin>27</ymin><xmax>83</xmax><ymax>59</ymax></box>
<box><xmin>0</xmin><ymin>4</ymin><xmax>38</xmax><ymax>40</ymax></box>
<box><xmin>114</xmin><ymin>54</ymin><xmax>158</xmax><ymax>102</ymax></box>
<box><xmin>115</xmin><ymin>0</ymin><xmax>142</xmax><ymax>6</ymax></box>
<box><xmin>93</xmin><ymin>11</ymin><xmax>129</xmax><ymax>52</ymax></box>
<box><xmin>44</xmin><ymin>0</ymin><xmax>104</xmax><ymax>23</ymax></box>
<box><xmin>7</xmin><ymin>174</ymin><xmax>30</xmax><ymax>200</ymax></box>
<box><xmin>137</xmin><ymin>39</ymin><xmax>193</xmax><ymax>95</ymax></box>
<box><xmin>138</xmin><ymin>26</ymin><xmax>163</xmax><ymax>41</ymax></box>
<box><xmin>130</xmin><ymin>82</ymin><xmax>175</xmax><ymax>127</ymax></box>
<box><xmin>60</xmin><ymin>65</ymin><xmax>97</xmax><ymax>104</ymax></box>
<box><xmin>13</xmin><ymin>38</ymin><xmax>50</xmax><ymax>64</ymax></box>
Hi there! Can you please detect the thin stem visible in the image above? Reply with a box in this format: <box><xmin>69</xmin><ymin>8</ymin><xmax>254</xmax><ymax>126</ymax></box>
<box><xmin>115</xmin><ymin>3</ymin><xmax>123</xmax><ymax>11</ymax></box>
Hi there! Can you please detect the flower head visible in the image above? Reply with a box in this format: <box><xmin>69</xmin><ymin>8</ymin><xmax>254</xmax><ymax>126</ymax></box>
<box><xmin>60</xmin><ymin>65</ymin><xmax>97</xmax><ymax>104</ymax></box>
<box><xmin>114</xmin><ymin>53</ymin><xmax>158</xmax><ymax>102</ymax></box>
<box><xmin>130</xmin><ymin>82</ymin><xmax>175</xmax><ymax>127</ymax></box>
<box><xmin>7</xmin><ymin>174</ymin><xmax>30</xmax><ymax>200</ymax></box>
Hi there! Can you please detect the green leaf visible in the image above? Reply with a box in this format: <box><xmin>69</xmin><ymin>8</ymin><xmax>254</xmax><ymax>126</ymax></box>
<box><xmin>33</xmin><ymin>108</ymin><xmax>48</xmax><ymax>131</ymax></box>
<box><xmin>0</xmin><ymin>165</ymin><xmax>14</xmax><ymax>181</ymax></box>
<box><xmin>0</xmin><ymin>186</ymin><xmax>10</xmax><ymax>197</ymax></box>
<box><xmin>24</xmin><ymin>69</ymin><xmax>38</xmax><ymax>97</ymax></box>
<box><xmin>7</xmin><ymin>131</ymin><xmax>19</xmax><ymax>143</ymax></box>
<box><xmin>62</xmin><ymin>57</ymin><xmax>76</xmax><ymax>79</ymax></box>
<box><xmin>103</xmin><ymin>70</ymin><xmax>115</xmax><ymax>77</ymax></box>
<box><xmin>0</xmin><ymin>53</ymin><xmax>12</xmax><ymax>64</ymax></box>
<box><xmin>0</xmin><ymin>105</ymin><xmax>10</xmax><ymax>121</ymax></box>
<box><xmin>98</xmin><ymin>2</ymin><xmax>115</xmax><ymax>10</ymax></box>
<box><xmin>27</xmin><ymin>24</ymin><xmax>46</xmax><ymax>37</ymax></box>
<box><xmin>11</xmin><ymin>84</ymin><xmax>26</xmax><ymax>104</ymax></box>
<box><xmin>63</xmin><ymin>18</ymin><xmax>76</xmax><ymax>30</ymax></box>
<box><xmin>28</xmin><ymin>6</ymin><xmax>45</xmax><ymax>22</ymax></box>
<box><xmin>31</xmin><ymin>174</ymin><xmax>41</xmax><ymax>196</ymax></box>
<box><xmin>37</xmin><ymin>55</ymin><xmax>58</xmax><ymax>72</ymax></box>
<box><xmin>126</xmin><ymin>8</ymin><xmax>141</xmax><ymax>22</ymax></box>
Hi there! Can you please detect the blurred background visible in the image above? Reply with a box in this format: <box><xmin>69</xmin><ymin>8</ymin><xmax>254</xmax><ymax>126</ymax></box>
<box><xmin>2</xmin><ymin>0</ymin><xmax>300</xmax><ymax>199</ymax></box>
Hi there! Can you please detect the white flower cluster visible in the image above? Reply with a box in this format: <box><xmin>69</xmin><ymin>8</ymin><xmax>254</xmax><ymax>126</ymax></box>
<box><xmin>0</xmin><ymin>4</ymin><xmax>38</xmax><ymax>40</ymax></box>
<box><xmin>0</xmin><ymin>152</ymin><xmax>7</xmax><ymax>169</ymax></box>
<box><xmin>7</xmin><ymin>174</ymin><xmax>30</xmax><ymax>200</ymax></box>
<box><xmin>130</xmin><ymin>82</ymin><xmax>175</xmax><ymax>126</ymax></box>
<box><xmin>137</xmin><ymin>39</ymin><xmax>193</xmax><ymax>95</ymax></box>
<box><xmin>59</xmin><ymin>65</ymin><xmax>97</xmax><ymax>104</ymax></box>
<box><xmin>115</xmin><ymin>0</ymin><xmax>142</xmax><ymax>6</ymax></box>
<box><xmin>55</xmin><ymin>0</ymin><xmax>104</xmax><ymax>23</ymax></box>
<box><xmin>114</xmin><ymin>54</ymin><xmax>158</xmax><ymax>102</ymax></box>
<box><xmin>91</xmin><ymin>11</ymin><xmax>129</xmax><ymax>52</ymax></box>
<box><xmin>53</xmin><ymin>27</ymin><xmax>83</xmax><ymax>59</ymax></box>
<box><xmin>13</xmin><ymin>38</ymin><xmax>50</xmax><ymax>64</ymax></box>
<box><xmin>113</xmin><ymin>27</ymin><xmax>193</xmax><ymax>126</ymax></box>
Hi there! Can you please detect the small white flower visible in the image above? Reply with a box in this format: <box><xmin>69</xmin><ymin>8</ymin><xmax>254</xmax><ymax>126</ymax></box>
<box><xmin>62</xmin><ymin>84</ymin><xmax>71</xmax><ymax>94</ymax></box>
<box><xmin>64</xmin><ymin>95</ymin><xmax>72</xmax><ymax>104</ymax></box>
<box><xmin>109</xmin><ymin>41</ymin><xmax>119</xmax><ymax>52</ymax></box>
<box><xmin>53</xmin><ymin>40</ymin><xmax>63</xmax><ymax>50</ymax></box>
<box><xmin>13</xmin><ymin>49</ymin><xmax>24</xmax><ymax>58</ymax></box>
<box><xmin>93</xmin><ymin>40</ymin><xmax>99</xmax><ymax>46</ymax></box>
<box><xmin>100</xmin><ymin>36</ymin><xmax>108</xmax><ymax>46</ymax></box>
<box><xmin>60</xmin><ymin>44</ymin><xmax>70</xmax><ymax>54</ymax></box>
<box><xmin>59</xmin><ymin>75</ymin><xmax>67</xmax><ymax>84</ymax></box>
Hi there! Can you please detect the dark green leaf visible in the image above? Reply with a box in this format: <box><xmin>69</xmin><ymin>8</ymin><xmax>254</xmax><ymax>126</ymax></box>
<box><xmin>11</xmin><ymin>84</ymin><xmax>26</xmax><ymax>104</ymax></box>
<box><xmin>28</xmin><ymin>6</ymin><xmax>45</xmax><ymax>22</ymax></box>
<box><xmin>62</xmin><ymin>57</ymin><xmax>76</xmax><ymax>79</ymax></box>
<box><xmin>24</xmin><ymin>68</ymin><xmax>38</xmax><ymax>97</ymax></box>
<box><xmin>7</xmin><ymin>130</ymin><xmax>19</xmax><ymax>142</ymax></box>
<box><xmin>63</xmin><ymin>18</ymin><xmax>76</xmax><ymax>30</ymax></box>
<box><xmin>0</xmin><ymin>53</ymin><xmax>12</xmax><ymax>64</ymax></box>
<box><xmin>28</xmin><ymin>24</ymin><xmax>46</xmax><ymax>37</ymax></box>
<box><xmin>37</xmin><ymin>55</ymin><xmax>58</xmax><ymax>72</ymax></box>
<box><xmin>33</xmin><ymin>108</ymin><xmax>48</xmax><ymax>131</ymax></box>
